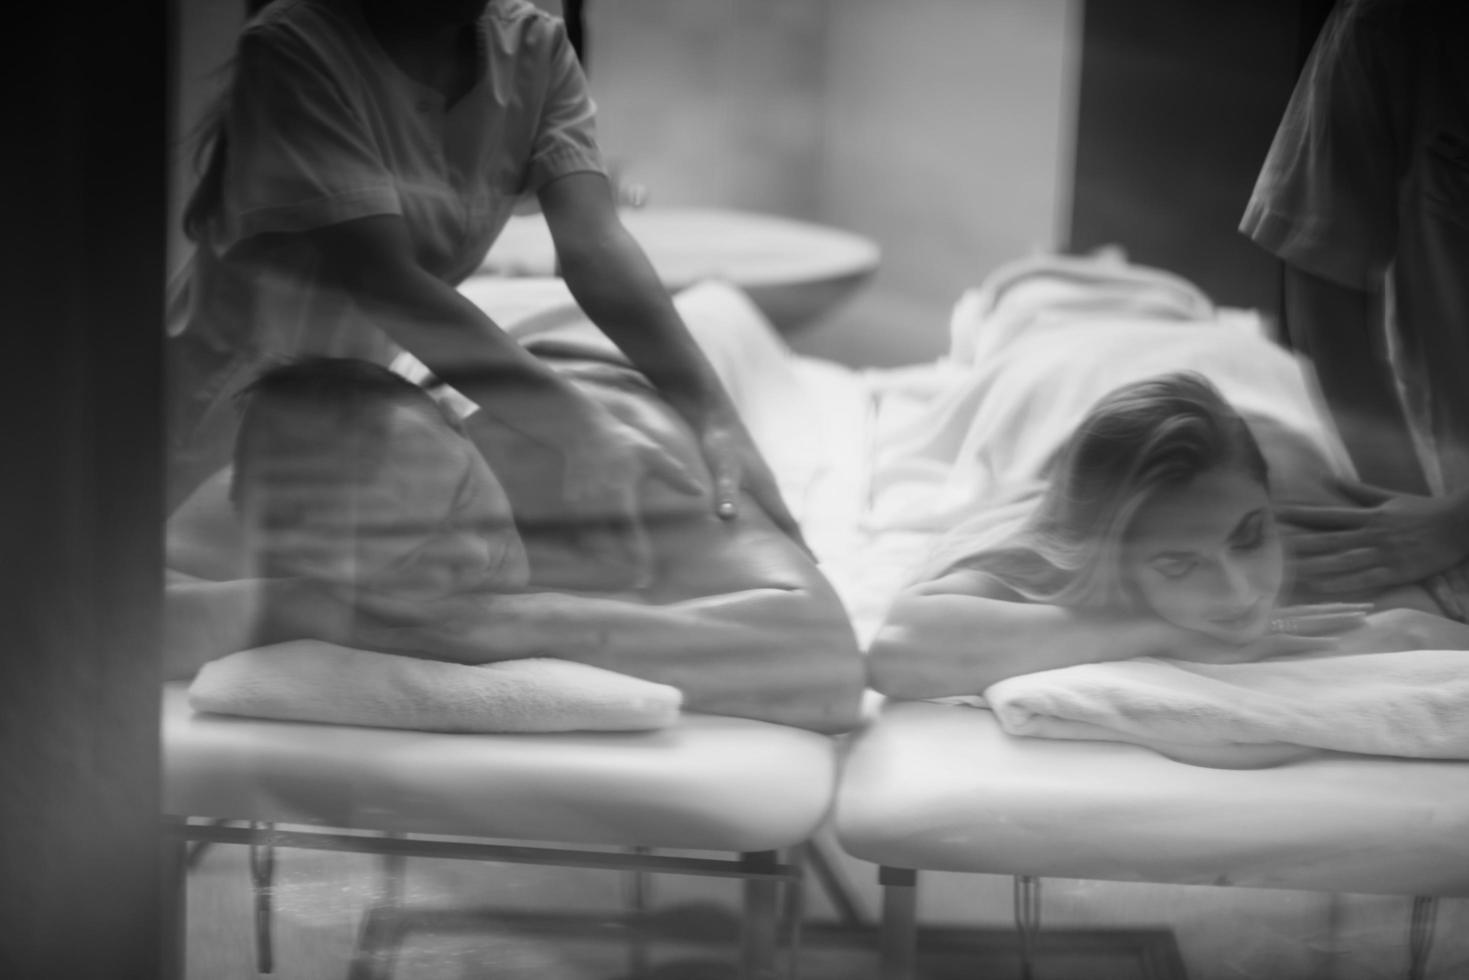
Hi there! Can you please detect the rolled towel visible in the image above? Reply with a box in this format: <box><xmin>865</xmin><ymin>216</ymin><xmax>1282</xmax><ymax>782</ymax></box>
<box><xmin>981</xmin><ymin>649</ymin><xmax>1469</xmax><ymax>759</ymax></box>
<box><xmin>189</xmin><ymin>640</ymin><xmax>683</xmax><ymax>733</ymax></box>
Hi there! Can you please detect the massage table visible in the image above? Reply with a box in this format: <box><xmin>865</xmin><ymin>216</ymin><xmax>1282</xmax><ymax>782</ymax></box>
<box><xmin>161</xmin><ymin>682</ymin><xmax>838</xmax><ymax>979</ymax></box>
<box><xmin>832</xmin><ymin>699</ymin><xmax>1469</xmax><ymax>980</ymax></box>
<box><xmin>157</xmin><ymin>273</ymin><xmax>881</xmax><ymax>979</ymax></box>
<box><xmin>759</xmin><ymin>253</ymin><xmax>1469</xmax><ymax>978</ymax></box>
<box><xmin>162</xmin><ymin>262</ymin><xmax>1469</xmax><ymax>978</ymax></box>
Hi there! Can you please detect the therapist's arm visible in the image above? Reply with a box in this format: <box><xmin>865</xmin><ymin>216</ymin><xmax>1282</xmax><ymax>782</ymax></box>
<box><xmin>1283</xmin><ymin>265</ymin><xmax>1428</xmax><ymax>494</ymax></box>
<box><xmin>537</xmin><ymin>173</ymin><xmax>728</xmax><ymax>429</ymax></box>
<box><xmin>293</xmin><ymin>215</ymin><xmax>604</xmax><ymax>447</ymax></box>
<box><xmin>539</xmin><ymin>172</ymin><xmax>806</xmax><ymax>542</ymax></box>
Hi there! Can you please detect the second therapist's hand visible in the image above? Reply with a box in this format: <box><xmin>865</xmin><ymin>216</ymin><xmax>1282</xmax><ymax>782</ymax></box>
<box><xmin>698</xmin><ymin>411</ymin><xmax>813</xmax><ymax>557</ymax></box>
<box><xmin>1278</xmin><ymin>479</ymin><xmax>1469</xmax><ymax>595</ymax></box>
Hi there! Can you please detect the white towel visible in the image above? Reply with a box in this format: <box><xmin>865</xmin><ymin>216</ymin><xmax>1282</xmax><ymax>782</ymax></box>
<box><xmin>189</xmin><ymin>641</ymin><xmax>683</xmax><ymax>733</ymax></box>
<box><xmin>981</xmin><ymin>650</ymin><xmax>1469</xmax><ymax>759</ymax></box>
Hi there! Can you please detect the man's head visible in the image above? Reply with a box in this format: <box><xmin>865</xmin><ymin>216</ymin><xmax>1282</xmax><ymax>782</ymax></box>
<box><xmin>231</xmin><ymin>358</ymin><xmax>528</xmax><ymax>595</ymax></box>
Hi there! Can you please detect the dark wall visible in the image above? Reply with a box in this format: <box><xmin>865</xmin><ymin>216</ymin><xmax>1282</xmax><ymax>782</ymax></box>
<box><xmin>1068</xmin><ymin>0</ymin><xmax>1334</xmax><ymax>318</ymax></box>
<box><xmin>1</xmin><ymin>4</ymin><xmax>168</xmax><ymax>979</ymax></box>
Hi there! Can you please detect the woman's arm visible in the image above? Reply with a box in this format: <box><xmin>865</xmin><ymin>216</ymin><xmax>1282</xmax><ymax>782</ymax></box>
<box><xmin>175</xmin><ymin>539</ymin><xmax>866</xmax><ymax>734</ymax></box>
<box><xmin>164</xmin><ymin>478</ymin><xmax>865</xmax><ymax>733</ymax></box>
<box><xmin>347</xmin><ymin>454</ymin><xmax>864</xmax><ymax>734</ymax></box>
<box><xmin>867</xmin><ymin>570</ymin><xmax>1177</xmax><ymax>699</ymax></box>
<box><xmin>866</xmin><ymin>570</ymin><xmax>1336</xmax><ymax>699</ymax></box>
<box><xmin>354</xmin><ymin>579</ymin><xmax>864</xmax><ymax>734</ymax></box>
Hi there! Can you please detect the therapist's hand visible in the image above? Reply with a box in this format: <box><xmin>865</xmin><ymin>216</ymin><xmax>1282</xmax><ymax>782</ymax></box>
<box><xmin>1278</xmin><ymin>479</ymin><xmax>1469</xmax><ymax>595</ymax></box>
<box><xmin>697</xmin><ymin>409</ymin><xmax>812</xmax><ymax>558</ymax></box>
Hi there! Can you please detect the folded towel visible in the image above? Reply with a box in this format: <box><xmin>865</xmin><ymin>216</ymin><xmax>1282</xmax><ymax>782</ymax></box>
<box><xmin>979</xmin><ymin>650</ymin><xmax>1469</xmax><ymax>759</ymax></box>
<box><xmin>189</xmin><ymin>641</ymin><xmax>683</xmax><ymax>733</ymax></box>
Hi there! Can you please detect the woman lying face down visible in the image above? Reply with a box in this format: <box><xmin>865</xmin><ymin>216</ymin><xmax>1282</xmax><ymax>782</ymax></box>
<box><xmin>994</xmin><ymin>372</ymin><xmax>1285</xmax><ymax>644</ymax></box>
<box><xmin>867</xmin><ymin>372</ymin><xmax>1469</xmax><ymax>701</ymax></box>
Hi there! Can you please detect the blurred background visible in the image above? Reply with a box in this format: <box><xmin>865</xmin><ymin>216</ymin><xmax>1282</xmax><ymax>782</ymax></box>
<box><xmin>171</xmin><ymin>0</ymin><xmax>1320</xmax><ymax>366</ymax></box>
<box><xmin>21</xmin><ymin>2</ymin><xmax>1462</xmax><ymax>979</ymax></box>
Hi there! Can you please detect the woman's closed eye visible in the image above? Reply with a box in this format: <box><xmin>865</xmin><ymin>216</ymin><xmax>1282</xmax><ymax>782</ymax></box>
<box><xmin>1149</xmin><ymin>555</ymin><xmax>1198</xmax><ymax>579</ymax></box>
<box><xmin>1229</xmin><ymin>511</ymin><xmax>1266</xmax><ymax>551</ymax></box>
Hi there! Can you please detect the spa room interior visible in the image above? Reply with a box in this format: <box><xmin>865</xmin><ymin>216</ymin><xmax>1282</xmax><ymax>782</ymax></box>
<box><xmin>6</xmin><ymin>1</ymin><xmax>1468</xmax><ymax>979</ymax></box>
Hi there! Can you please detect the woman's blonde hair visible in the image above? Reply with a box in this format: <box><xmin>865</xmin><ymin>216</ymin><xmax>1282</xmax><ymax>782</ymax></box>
<box><xmin>925</xmin><ymin>371</ymin><xmax>1269</xmax><ymax>608</ymax></box>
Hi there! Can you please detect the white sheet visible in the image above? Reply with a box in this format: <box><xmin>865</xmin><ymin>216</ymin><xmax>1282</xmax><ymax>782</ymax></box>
<box><xmin>868</xmin><ymin>251</ymin><xmax>1351</xmax><ymax>538</ymax></box>
<box><xmin>859</xmin><ymin>252</ymin><xmax>1469</xmax><ymax>761</ymax></box>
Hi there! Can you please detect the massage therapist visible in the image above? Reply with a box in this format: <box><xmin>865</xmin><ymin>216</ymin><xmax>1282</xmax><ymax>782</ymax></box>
<box><xmin>166</xmin><ymin>0</ymin><xmax>799</xmax><ymax>564</ymax></box>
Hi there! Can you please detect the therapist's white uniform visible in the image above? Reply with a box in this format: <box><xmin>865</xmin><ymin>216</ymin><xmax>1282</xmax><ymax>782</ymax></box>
<box><xmin>167</xmin><ymin>0</ymin><xmax>604</xmax><ymax>509</ymax></box>
<box><xmin>1241</xmin><ymin>0</ymin><xmax>1469</xmax><ymax>493</ymax></box>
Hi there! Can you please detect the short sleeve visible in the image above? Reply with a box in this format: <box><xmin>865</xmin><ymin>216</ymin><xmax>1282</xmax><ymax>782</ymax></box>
<box><xmin>522</xmin><ymin>17</ymin><xmax>605</xmax><ymax>192</ymax></box>
<box><xmin>219</xmin><ymin>28</ymin><xmax>401</xmax><ymax>249</ymax></box>
<box><xmin>1240</xmin><ymin>0</ymin><xmax>1416</xmax><ymax>290</ymax></box>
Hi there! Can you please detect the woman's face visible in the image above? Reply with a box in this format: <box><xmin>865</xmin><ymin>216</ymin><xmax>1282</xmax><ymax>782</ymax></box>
<box><xmin>1122</xmin><ymin>466</ymin><xmax>1284</xmax><ymax>643</ymax></box>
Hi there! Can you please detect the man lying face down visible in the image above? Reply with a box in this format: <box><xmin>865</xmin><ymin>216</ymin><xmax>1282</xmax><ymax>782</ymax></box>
<box><xmin>164</xmin><ymin>356</ymin><xmax>865</xmax><ymax>734</ymax></box>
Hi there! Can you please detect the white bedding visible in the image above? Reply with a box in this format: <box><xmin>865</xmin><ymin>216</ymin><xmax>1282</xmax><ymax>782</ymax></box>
<box><xmin>442</xmin><ymin>264</ymin><xmax>1469</xmax><ymax>761</ymax></box>
<box><xmin>845</xmin><ymin>253</ymin><xmax>1469</xmax><ymax>761</ymax></box>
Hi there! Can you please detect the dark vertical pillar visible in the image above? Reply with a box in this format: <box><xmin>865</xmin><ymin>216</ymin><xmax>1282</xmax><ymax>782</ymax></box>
<box><xmin>565</xmin><ymin>0</ymin><xmax>588</xmax><ymax>69</ymax></box>
<box><xmin>1067</xmin><ymin>0</ymin><xmax>1323</xmax><ymax>318</ymax></box>
<box><xmin>0</xmin><ymin>3</ymin><xmax>168</xmax><ymax>979</ymax></box>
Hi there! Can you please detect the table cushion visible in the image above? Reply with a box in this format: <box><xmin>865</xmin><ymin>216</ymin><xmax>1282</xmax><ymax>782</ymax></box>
<box><xmin>163</xmin><ymin>683</ymin><xmax>837</xmax><ymax>852</ymax></box>
<box><xmin>834</xmin><ymin>700</ymin><xmax>1469</xmax><ymax>896</ymax></box>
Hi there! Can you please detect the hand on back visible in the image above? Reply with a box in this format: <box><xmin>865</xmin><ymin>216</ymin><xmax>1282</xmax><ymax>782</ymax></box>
<box><xmin>1279</xmin><ymin>479</ymin><xmax>1469</xmax><ymax>595</ymax></box>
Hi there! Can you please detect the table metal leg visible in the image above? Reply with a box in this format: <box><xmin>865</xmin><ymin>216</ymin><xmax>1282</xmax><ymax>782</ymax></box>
<box><xmin>622</xmin><ymin>846</ymin><xmax>654</xmax><ymax>978</ymax></box>
<box><xmin>248</xmin><ymin>822</ymin><xmax>277</xmax><ymax>974</ymax></box>
<box><xmin>1014</xmin><ymin>875</ymin><xmax>1043</xmax><ymax>980</ymax></box>
<box><xmin>347</xmin><ymin>835</ymin><xmax>407</xmax><ymax>980</ymax></box>
<box><xmin>879</xmin><ymin>866</ymin><xmax>918</xmax><ymax>980</ymax></box>
<box><xmin>740</xmin><ymin>851</ymin><xmax>781</xmax><ymax>980</ymax></box>
<box><xmin>161</xmin><ymin>817</ymin><xmax>189</xmax><ymax>980</ymax></box>
<box><xmin>1406</xmin><ymin>895</ymin><xmax>1438</xmax><ymax>980</ymax></box>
